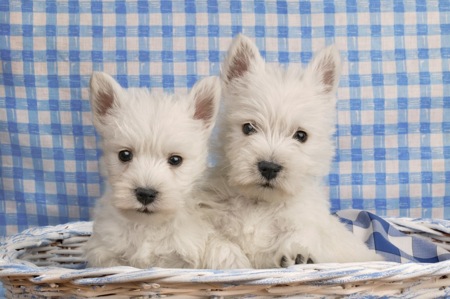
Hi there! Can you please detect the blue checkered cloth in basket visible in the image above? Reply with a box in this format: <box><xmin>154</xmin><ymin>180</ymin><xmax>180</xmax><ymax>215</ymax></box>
<box><xmin>0</xmin><ymin>0</ymin><xmax>449</xmax><ymax>238</ymax></box>
<box><xmin>337</xmin><ymin>210</ymin><xmax>450</xmax><ymax>263</ymax></box>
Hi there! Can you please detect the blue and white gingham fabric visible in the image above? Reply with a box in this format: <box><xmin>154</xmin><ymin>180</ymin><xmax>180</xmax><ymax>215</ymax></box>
<box><xmin>0</xmin><ymin>1</ymin><xmax>449</xmax><ymax>236</ymax></box>
<box><xmin>336</xmin><ymin>209</ymin><xmax>450</xmax><ymax>263</ymax></box>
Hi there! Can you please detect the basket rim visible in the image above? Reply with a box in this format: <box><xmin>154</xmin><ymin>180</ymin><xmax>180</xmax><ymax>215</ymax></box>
<box><xmin>1</xmin><ymin>219</ymin><xmax>450</xmax><ymax>283</ymax></box>
<box><xmin>2</xmin><ymin>219</ymin><xmax>450</xmax><ymax>298</ymax></box>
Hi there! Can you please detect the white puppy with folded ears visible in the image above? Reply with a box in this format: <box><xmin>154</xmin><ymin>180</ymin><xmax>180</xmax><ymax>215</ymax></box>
<box><xmin>84</xmin><ymin>72</ymin><xmax>251</xmax><ymax>269</ymax></box>
<box><xmin>197</xmin><ymin>35</ymin><xmax>383</xmax><ymax>268</ymax></box>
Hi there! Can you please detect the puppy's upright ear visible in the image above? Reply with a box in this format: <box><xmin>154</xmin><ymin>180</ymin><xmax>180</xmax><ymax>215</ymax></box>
<box><xmin>189</xmin><ymin>76</ymin><xmax>221</xmax><ymax>133</ymax></box>
<box><xmin>304</xmin><ymin>45</ymin><xmax>342</xmax><ymax>97</ymax></box>
<box><xmin>89</xmin><ymin>72</ymin><xmax>123</xmax><ymax>122</ymax></box>
<box><xmin>221</xmin><ymin>34</ymin><xmax>264</xmax><ymax>85</ymax></box>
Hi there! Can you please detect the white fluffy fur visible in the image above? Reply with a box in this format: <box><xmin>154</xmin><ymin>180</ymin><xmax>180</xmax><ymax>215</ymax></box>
<box><xmin>84</xmin><ymin>72</ymin><xmax>251</xmax><ymax>269</ymax></box>
<box><xmin>197</xmin><ymin>35</ymin><xmax>383</xmax><ymax>268</ymax></box>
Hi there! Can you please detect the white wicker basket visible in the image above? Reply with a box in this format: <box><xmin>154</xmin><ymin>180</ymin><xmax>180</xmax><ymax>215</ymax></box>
<box><xmin>1</xmin><ymin>219</ymin><xmax>450</xmax><ymax>298</ymax></box>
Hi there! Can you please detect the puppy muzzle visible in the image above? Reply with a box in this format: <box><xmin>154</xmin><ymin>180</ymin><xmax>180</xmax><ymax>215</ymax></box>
<box><xmin>258</xmin><ymin>161</ymin><xmax>283</xmax><ymax>181</ymax></box>
<box><xmin>135</xmin><ymin>187</ymin><xmax>159</xmax><ymax>206</ymax></box>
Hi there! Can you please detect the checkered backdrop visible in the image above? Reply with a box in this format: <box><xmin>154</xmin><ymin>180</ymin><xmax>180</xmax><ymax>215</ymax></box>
<box><xmin>0</xmin><ymin>0</ymin><xmax>449</xmax><ymax>236</ymax></box>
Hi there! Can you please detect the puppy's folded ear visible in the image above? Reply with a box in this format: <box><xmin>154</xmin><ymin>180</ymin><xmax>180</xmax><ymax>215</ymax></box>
<box><xmin>189</xmin><ymin>76</ymin><xmax>221</xmax><ymax>133</ymax></box>
<box><xmin>304</xmin><ymin>45</ymin><xmax>342</xmax><ymax>97</ymax></box>
<box><xmin>89</xmin><ymin>72</ymin><xmax>123</xmax><ymax>122</ymax></box>
<box><xmin>221</xmin><ymin>34</ymin><xmax>264</xmax><ymax>85</ymax></box>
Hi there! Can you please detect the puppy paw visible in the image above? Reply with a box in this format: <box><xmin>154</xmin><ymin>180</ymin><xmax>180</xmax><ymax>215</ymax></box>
<box><xmin>280</xmin><ymin>253</ymin><xmax>314</xmax><ymax>267</ymax></box>
<box><xmin>280</xmin><ymin>255</ymin><xmax>290</xmax><ymax>268</ymax></box>
<box><xmin>295</xmin><ymin>254</ymin><xmax>314</xmax><ymax>264</ymax></box>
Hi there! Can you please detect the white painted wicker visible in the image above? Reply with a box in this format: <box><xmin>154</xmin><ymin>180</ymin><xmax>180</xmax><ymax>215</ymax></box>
<box><xmin>1</xmin><ymin>219</ymin><xmax>450</xmax><ymax>298</ymax></box>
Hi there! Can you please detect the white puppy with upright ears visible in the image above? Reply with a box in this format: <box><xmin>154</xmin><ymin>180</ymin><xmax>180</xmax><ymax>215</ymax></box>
<box><xmin>198</xmin><ymin>35</ymin><xmax>383</xmax><ymax>268</ymax></box>
<box><xmin>84</xmin><ymin>72</ymin><xmax>251</xmax><ymax>269</ymax></box>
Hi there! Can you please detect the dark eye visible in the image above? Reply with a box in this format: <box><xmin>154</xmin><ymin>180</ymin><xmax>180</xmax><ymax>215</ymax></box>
<box><xmin>293</xmin><ymin>130</ymin><xmax>308</xmax><ymax>143</ymax></box>
<box><xmin>168</xmin><ymin>155</ymin><xmax>183</xmax><ymax>166</ymax></box>
<box><xmin>242</xmin><ymin>123</ymin><xmax>256</xmax><ymax>135</ymax></box>
<box><xmin>118</xmin><ymin>150</ymin><xmax>133</xmax><ymax>162</ymax></box>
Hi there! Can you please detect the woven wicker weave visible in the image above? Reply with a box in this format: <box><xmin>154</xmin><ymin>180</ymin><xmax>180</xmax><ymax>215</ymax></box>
<box><xmin>1</xmin><ymin>220</ymin><xmax>450</xmax><ymax>298</ymax></box>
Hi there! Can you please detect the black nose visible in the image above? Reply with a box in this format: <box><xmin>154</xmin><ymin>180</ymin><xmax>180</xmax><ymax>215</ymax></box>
<box><xmin>258</xmin><ymin>161</ymin><xmax>282</xmax><ymax>181</ymax></box>
<box><xmin>135</xmin><ymin>188</ymin><xmax>158</xmax><ymax>206</ymax></box>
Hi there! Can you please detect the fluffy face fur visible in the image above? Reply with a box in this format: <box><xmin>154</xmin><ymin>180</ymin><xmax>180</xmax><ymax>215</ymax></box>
<box><xmin>90</xmin><ymin>73</ymin><xmax>219</xmax><ymax>222</ymax></box>
<box><xmin>201</xmin><ymin>35</ymin><xmax>382</xmax><ymax>267</ymax></box>
<box><xmin>85</xmin><ymin>73</ymin><xmax>251</xmax><ymax>269</ymax></box>
<box><xmin>218</xmin><ymin>35</ymin><xmax>340</xmax><ymax>203</ymax></box>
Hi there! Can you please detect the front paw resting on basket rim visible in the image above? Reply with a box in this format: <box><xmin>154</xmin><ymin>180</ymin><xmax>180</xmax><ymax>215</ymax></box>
<box><xmin>280</xmin><ymin>253</ymin><xmax>314</xmax><ymax>267</ymax></box>
<box><xmin>276</xmin><ymin>242</ymin><xmax>315</xmax><ymax>268</ymax></box>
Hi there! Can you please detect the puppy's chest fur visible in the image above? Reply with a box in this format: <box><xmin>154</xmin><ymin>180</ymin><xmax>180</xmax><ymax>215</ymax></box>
<box><xmin>95</xmin><ymin>202</ymin><xmax>208</xmax><ymax>268</ymax></box>
<box><xmin>127</xmin><ymin>220</ymin><xmax>206</xmax><ymax>268</ymax></box>
<box><xmin>220</xmin><ymin>198</ymin><xmax>296</xmax><ymax>256</ymax></box>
